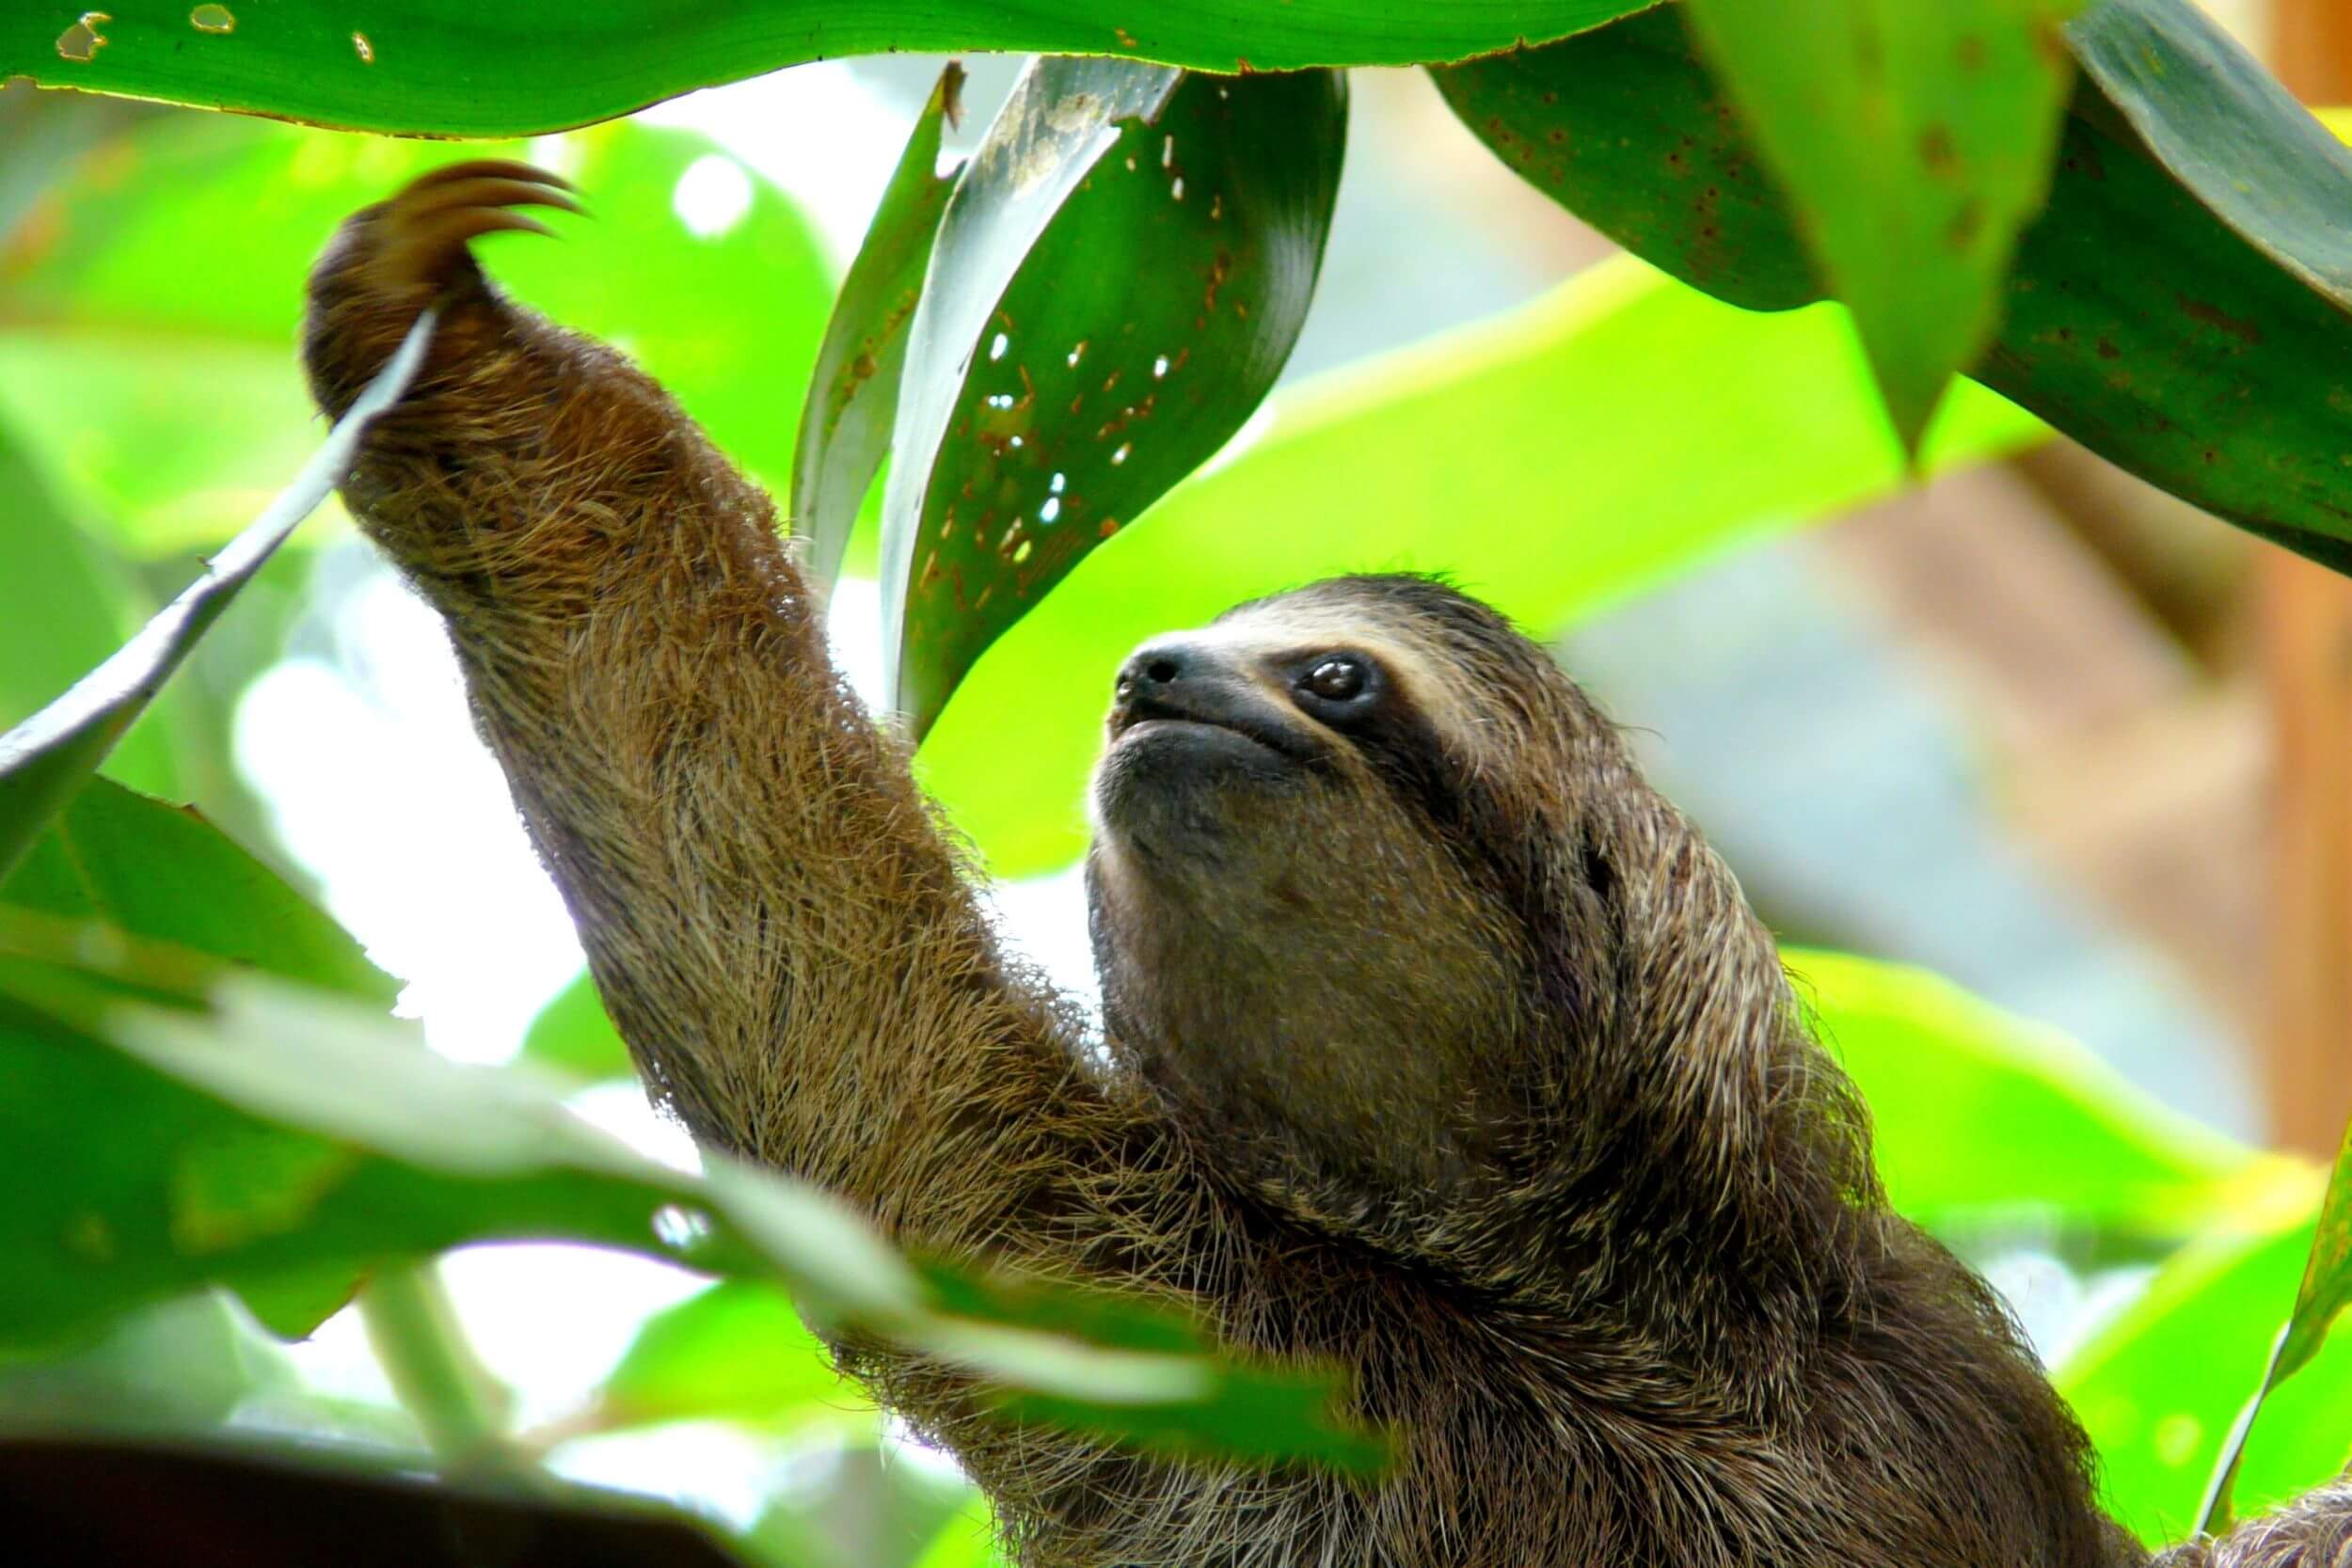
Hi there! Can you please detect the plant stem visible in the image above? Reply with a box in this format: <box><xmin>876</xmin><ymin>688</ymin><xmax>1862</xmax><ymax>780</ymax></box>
<box><xmin>358</xmin><ymin>1259</ymin><xmax>524</xmax><ymax>1479</ymax></box>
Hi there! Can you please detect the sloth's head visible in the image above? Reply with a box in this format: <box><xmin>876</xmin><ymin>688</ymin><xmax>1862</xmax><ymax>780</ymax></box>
<box><xmin>1084</xmin><ymin>575</ymin><xmax>1749</xmax><ymax>1215</ymax></box>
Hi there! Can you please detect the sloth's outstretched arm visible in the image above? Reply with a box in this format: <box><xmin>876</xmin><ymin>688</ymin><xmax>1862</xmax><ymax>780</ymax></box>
<box><xmin>302</xmin><ymin>166</ymin><xmax>1184</xmax><ymax>1284</ymax></box>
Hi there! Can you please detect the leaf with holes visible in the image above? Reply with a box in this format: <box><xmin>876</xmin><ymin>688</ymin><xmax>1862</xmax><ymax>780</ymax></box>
<box><xmin>793</xmin><ymin>63</ymin><xmax>963</xmax><ymax>594</ymax></box>
<box><xmin>914</xmin><ymin>258</ymin><xmax>2044</xmax><ymax>879</ymax></box>
<box><xmin>883</xmin><ymin>62</ymin><xmax>1345</xmax><ymax>735</ymax></box>
<box><xmin>5</xmin><ymin>2</ymin><xmax>1650</xmax><ymax>136</ymax></box>
<box><xmin>1434</xmin><ymin>0</ymin><xmax>2352</xmax><ymax>575</ymax></box>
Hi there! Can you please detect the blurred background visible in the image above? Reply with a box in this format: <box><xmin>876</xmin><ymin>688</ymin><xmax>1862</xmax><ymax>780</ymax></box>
<box><xmin>4</xmin><ymin>0</ymin><xmax>2348</xmax><ymax>1561</ymax></box>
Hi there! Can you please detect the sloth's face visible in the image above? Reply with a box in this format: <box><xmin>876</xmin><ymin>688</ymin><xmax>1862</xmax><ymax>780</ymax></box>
<box><xmin>1088</xmin><ymin>592</ymin><xmax>1463</xmax><ymax>863</ymax></box>
<box><xmin>1083</xmin><ymin>578</ymin><xmax>1543</xmax><ymax>1192</ymax></box>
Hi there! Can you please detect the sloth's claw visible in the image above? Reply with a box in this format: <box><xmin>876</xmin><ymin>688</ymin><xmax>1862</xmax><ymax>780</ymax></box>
<box><xmin>361</xmin><ymin>159</ymin><xmax>580</xmax><ymax>294</ymax></box>
<box><xmin>401</xmin><ymin>158</ymin><xmax>576</xmax><ymax>196</ymax></box>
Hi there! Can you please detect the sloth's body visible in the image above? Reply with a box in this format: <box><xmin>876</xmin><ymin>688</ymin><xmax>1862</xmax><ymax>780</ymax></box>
<box><xmin>305</xmin><ymin>166</ymin><xmax>2340</xmax><ymax>1568</ymax></box>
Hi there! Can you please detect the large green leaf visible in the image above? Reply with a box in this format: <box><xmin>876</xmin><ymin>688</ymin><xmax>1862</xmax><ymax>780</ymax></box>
<box><xmin>916</xmin><ymin>256</ymin><xmax>2044</xmax><ymax>878</ymax></box>
<box><xmin>0</xmin><ymin>311</ymin><xmax>435</xmax><ymax>886</ymax></box>
<box><xmin>1436</xmin><ymin>0</ymin><xmax>2352</xmax><ymax>574</ymax></box>
<box><xmin>6</xmin><ymin>3</ymin><xmax>1652</xmax><ymax>136</ymax></box>
<box><xmin>884</xmin><ymin>61</ymin><xmax>1345</xmax><ymax>733</ymax></box>
<box><xmin>2192</xmin><ymin>1115</ymin><xmax>2352</xmax><ymax>1531</ymax></box>
<box><xmin>2057</xmin><ymin>1198</ymin><xmax>2352</xmax><ymax>1544</ymax></box>
<box><xmin>794</xmin><ymin>64</ymin><xmax>964</xmax><ymax>595</ymax></box>
<box><xmin>0</xmin><ymin>905</ymin><xmax>1380</xmax><ymax>1467</ymax></box>
<box><xmin>1792</xmin><ymin>951</ymin><xmax>2266</xmax><ymax>1238</ymax></box>
<box><xmin>1676</xmin><ymin>0</ymin><xmax>2079</xmax><ymax>450</ymax></box>
<box><xmin>0</xmin><ymin>116</ymin><xmax>834</xmax><ymax>547</ymax></box>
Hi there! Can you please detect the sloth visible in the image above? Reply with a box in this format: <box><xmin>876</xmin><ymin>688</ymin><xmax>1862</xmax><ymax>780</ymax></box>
<box><xmin>302</xmin><ymin>163</ymin><xmax>2344</xmax><ymax>1568</ymax></box>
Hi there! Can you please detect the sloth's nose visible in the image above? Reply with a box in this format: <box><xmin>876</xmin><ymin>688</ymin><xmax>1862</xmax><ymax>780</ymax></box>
<box><xmin>1114</xmin><ymin>641</ymin><xmax>1206</xmax><ymax>703</ymax></box>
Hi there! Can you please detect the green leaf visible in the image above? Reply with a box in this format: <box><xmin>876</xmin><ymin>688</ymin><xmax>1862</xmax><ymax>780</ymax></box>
<box><xmin>2191</xmin><ymin>1114</ymin><xmax>2352</xmax><ymax>1531</ymax></box>
<box><xmin>1</xmin><ymin>777</ymin><xmax>390</xmax><ymax>1006</ymax></box>
<box><xmin>1435</xmin><ymin>0</ymin><xmax>2352</xmax><ymax>575</ymax></box>
<box><xmin>6</xmin><ymin>3</ymin><xmax>1653</xmax><ymax>136</ymax></box>
<box><xmin>593</xmin><ymin>1280</ymin><xmax>866</xmax><ymax>1433</ymax></box>
<box><xmin>1676</xmin><ymin>0</ymin><xmax>2079</xmax><ymax>451</ymax></box>
<box><xmin>2272</xmin><ymin>1122</ymin><xmax>2352</xmax><ymax>1410</ymax></box>
<box><xmin>0</xmin><ymin>1292</ymin><xmax>296</xmax><ymax>1437</ymax></box>
<box><xmin>794</xmin><ymin>64</ymin><xmax>963</xmax><ymax>596</ymax></box>
<box><xmin>916</xmin><ymin>256</ymin><xmax>2044</xmax><ymax>878</ymax></box>
<box><xmin>911</xmin><ymin>1495</ymin><xmax>1004</xmax><ymax>1568</ymax></box>
<box><xmin>1430</xmin><ymin>10</ymin><xmax>1818</xmax><ymax>314</ymax></box>
<box><xmin>0</xmin><ymin>420</ymin><xmax>179</xmax><ymax>799</ymax></box>
<box><xmin>2056</xmin><ymin>1194</ymin><xmax>2352</xmax><ymax>1544</ymax></box>
<box><xmin>885</xmin><ymin>62</ymin><xmax>1345</xmax><ymax>734</ymax></box>
<box><xmin>0</xmin><ymin>927</ymin><xmax>1380</xmax><ymax>1467</ymax></box>
<box><xmin>0</xmin><ymin>309</ymin><xmax>435</xmax><ymax>885</ymax></box>
<box><xmin>517</xmin><ymin>971</ymin><xmax>631</xmax><ymax>1082</ymax></box>
<box><xmin>1791</xmin><ymin>950</ymin><xmax>2265</xmax><ymax>1237</ymax></box>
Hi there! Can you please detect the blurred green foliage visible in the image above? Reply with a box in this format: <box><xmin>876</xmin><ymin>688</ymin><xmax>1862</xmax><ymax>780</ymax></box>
<box><xmin>3</xmin><ymin>24</ymin><xmax>2350</xmax><ymax>1561</ymax></box>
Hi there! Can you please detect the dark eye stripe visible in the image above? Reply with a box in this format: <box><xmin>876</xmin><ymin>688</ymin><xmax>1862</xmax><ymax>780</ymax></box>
<box><xmin>1345</xmin><ymin>698</ymin><xmax>1465</xmax><ymax>835</ymax></box>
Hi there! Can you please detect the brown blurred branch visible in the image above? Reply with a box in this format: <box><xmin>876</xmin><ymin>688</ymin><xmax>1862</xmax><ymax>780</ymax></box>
<box><xmin>2254</xmin><ymin>0</ymin><xmax>2352</xmax><ymax>1158</ymax></box>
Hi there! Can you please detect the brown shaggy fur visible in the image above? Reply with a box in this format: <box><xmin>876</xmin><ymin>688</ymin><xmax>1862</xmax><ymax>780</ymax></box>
<box><xmin>305</xmin><ymin>165</ymin><xmax>2342</xmax><ymax>1567</ymax></box>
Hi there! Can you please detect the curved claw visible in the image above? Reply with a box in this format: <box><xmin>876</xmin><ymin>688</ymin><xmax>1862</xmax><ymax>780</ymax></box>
<box><xmin>360</xmin><ymin>159</ymin><xmax>580</xmax><ymax>294</ymax></box>
<box><xmin>403</xmin><ymin>158</ymin><xmax>576</xmax><ymax>196</ymax></box>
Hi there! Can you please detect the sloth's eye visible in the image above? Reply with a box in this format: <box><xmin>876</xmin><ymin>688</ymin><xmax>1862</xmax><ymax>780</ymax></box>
<box><xmin>1297</xmin><ymin>656</ymin><xmax>1371</xmax><ymax>707</ymax></box>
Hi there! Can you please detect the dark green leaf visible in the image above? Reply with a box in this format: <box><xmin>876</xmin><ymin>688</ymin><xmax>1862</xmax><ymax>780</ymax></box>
<box><xmin>593</xmin><ymin>1280</ymin><xmax>865</xmax><ymax>1433</ymax></box>
<box><xmin>1430</xmin><ymin>10</ymin><xmax>1817</xmax><ymax>313</ymax></box>
<box><xmin>914</xmin><ymin>258</ymin><xmax>2043</xmax><ymax>878</ymax></box>
<box><xmin>517</xmin><ymin>971</ymin><xmax>631</xmax><ymax>1082</ymax></box>
<box><xmin>1676</xmin><ymin>0</ymin><xmax>2079</xmax><ymax>450</ymax></box>
<box><xmin>6</xmin><ymin>3</ymin><xmax>1651</xmax><ymax>136</ymax></box>
<box><xmin>1435</xmin><ymin>0</ymin><xmax>2352</xmax><ymax>574</ymax></box>
<box><xmin>794</xmin><ymin>64</ymin><xmax>963</xmax><ymax>595</ymax></box>
<box><xmin>1792</xmin><ymin>950</ymin><xmax>2265</xmax><ymax>1237</ymax></box>
<box><xmin>0</xmin><ymin>311</ymin><xmax>434</xmax><ymax>885</ymax></box>
<box><xmin>885</xmin><ymin>63</ymin><xmax>1345</xmax><ymax>734</ymax></box>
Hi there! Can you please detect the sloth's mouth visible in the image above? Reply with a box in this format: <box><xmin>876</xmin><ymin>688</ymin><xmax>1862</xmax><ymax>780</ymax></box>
<box><xmin>1111</xmin><ymin>693</ymin><xmax>1319</xmax><ymax>764</ymax></box>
